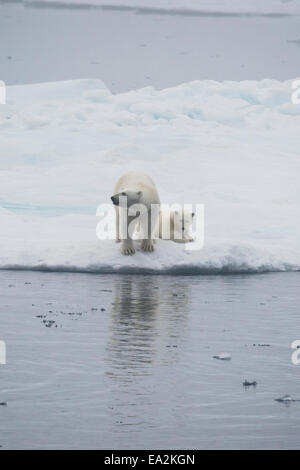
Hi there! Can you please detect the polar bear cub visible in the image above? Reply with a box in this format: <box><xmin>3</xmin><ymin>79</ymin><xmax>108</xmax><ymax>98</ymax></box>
<box><xmin>111</xmin><ymin>172</ymin><xmax>161</xmax><ymax>255</ymax></box>
<box><xmin>159</xmin><ymin>208</ymin><xmax>195</xmax><ymax>243</ymax></box>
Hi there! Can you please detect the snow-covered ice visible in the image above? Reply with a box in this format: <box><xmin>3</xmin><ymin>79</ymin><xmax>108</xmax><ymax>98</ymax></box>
<box><xmin>1</xmin><ymin>77</ymin><xmax>300</xmax><ymax>274</ymax></box>
<box><xmin>23</xmin><ymin>0</ymin><xmax>300</xmax><ymax>15</ymax></box>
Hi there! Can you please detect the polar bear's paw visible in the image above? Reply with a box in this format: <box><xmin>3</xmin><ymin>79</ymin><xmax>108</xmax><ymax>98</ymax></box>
<box><xmin>184</xmin><ymin>237</ymin><xmax>195</xmax><ymax>243</ymax></box>
<box><xmin>141</xmin><ymin>240</ymin><xmax>154</xmax><ymax>252</ymax></box>
<box><xmin>121</xmin><ymin>241</ymin><xmax>136</xmax><ymax>256</ymax></box>
<box><xmin>174</xmin><ymin>237</ymin><xmax>195</xmax><ymax>244</ymax></box>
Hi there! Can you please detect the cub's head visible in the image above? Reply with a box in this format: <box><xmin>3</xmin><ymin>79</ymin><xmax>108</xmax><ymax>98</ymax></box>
<box><xmin>111</xmin><ymin>189</ymin><xmax>143</xmax><ymax>207</ymax></box>
<box><xmin>173</xmin><ymin>209</ymin><xmax>195</xmax><ymax>237</ymax></box>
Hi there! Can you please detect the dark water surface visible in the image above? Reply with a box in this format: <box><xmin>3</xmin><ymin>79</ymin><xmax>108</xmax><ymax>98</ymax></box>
<box><xmin>0</xmin><ymin>270</ymin><xmax>299</xmax><ymax>449</ymax></box>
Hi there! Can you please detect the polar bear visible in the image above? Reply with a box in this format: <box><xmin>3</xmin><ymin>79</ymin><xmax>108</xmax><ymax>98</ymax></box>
<box><xmin>111</xmin><ymin>172</ymin><xmax>161</xmax><ymax>255</ymax></box>
<box><xmin>159</xmin><ymin>208</ymin><xmax>195</xmax><ymax>243</ymax></box>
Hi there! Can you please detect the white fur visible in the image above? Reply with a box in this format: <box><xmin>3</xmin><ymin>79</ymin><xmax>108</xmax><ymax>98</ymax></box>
<box><xmin>159</xmin><ymin>209</ymin><xmax>194</xmax><ymax>243</ymax></box>
<box><xmin>111</xmin><ymin>172</ymin><xmax>161</xmax><ymax>255</ymax></box>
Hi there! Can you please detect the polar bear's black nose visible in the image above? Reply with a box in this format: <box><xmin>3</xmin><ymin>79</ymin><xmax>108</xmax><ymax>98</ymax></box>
<box><xmin>111</xmin><ymin>196</ymin><xmax>115</xmax><ymax>202</ymax></box>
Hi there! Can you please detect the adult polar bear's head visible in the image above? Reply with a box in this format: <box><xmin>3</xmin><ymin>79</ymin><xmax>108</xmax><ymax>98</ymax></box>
<box><xmin>111</xmin><ymin>189</ymin><xmax>143</xmax><ymax>207</ymax></box>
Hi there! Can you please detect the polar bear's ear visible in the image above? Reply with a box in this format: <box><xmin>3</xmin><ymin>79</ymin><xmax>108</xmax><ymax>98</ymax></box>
<box><xmin>137</xmin><ymin>191</ymin><xmax>142</xmax><ymax>197</ymax></box>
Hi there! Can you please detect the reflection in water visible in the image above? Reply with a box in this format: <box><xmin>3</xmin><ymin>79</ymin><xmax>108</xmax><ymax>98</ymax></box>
<box><xmin>105</xmin><ymin>276</ymin><xmax>190</xmax><ymax>429</ymax></box>
<box><xmin>108</xmin><ymin>277</ymin><xmax>159</xmax><ymax>378</ymax></box>
<box><xmin>1</xmin><ymin>272</ymin><xmax>300</xmax><ymax>449</ymax></box>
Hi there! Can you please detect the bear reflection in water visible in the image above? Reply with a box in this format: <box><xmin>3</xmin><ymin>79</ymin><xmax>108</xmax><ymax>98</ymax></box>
<box><xmin>104</xmin><ymin>276</ymin><xmax>190</xmax><ymax>427</ymax></box>
<box><xmin>105</xmin><ymin>276</ymin><xmax>190</xmax><ymax>376</ymax></box>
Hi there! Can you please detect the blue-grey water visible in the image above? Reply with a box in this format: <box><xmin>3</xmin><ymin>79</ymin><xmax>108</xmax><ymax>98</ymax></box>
<box><xmin>1</xmin><ymin>2</ymin><xmax>300</xmax><ymax>92</ymax></box>
<box><xmin>0</xmin><ymin>270</ymin><xmax>299</xmax><ymax>449</ymax></box>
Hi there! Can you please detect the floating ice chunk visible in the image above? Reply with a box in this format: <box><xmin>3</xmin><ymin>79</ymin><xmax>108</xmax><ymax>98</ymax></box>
<box><xmin>275</xmin><ymin>395</ymin><xmax>299</xmax><ymax>403</ymax></box>
<box><xmin>243</xmin><ymin>380</ymin><xmax>257</xmax><ymax>387</ymax></box>
<box><xmin>213</xmin><ymin>353</ymin><xmax>231</xmax><ymax>361</ymax></box>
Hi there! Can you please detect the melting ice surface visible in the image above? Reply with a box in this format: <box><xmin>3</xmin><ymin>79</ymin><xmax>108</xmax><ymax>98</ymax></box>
<box><xmin>1</xmin><ymin>77</ymin><xmax>300</xmax><ymax>274</ymax></box>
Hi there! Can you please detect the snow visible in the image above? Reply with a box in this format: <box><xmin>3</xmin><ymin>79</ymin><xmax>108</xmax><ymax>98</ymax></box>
<box><xmin>1</xmin><ymin>77</ymin><xmax>300</xmax><ymax>274</ymax></box>
<box><xmin>23</xmin><ymin>0</ymin><xmax>300</xmax><ymax>15</ymax></box>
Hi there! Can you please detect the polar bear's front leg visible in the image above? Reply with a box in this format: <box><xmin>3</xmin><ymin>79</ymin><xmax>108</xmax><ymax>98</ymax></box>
<box><xmin>120</xmin><ymin>214</ymin><xmax>136</xmax><ymax>255</ymax></box>
<box><xmin>141</xmin><ymin>239</ymin><xmax>154</xmax><ymax>252</ymax></box>
<box><xmin>115</xmin><ymin>206</ymin><xmax>121</xmax><ymax>243</ymax></box>
<box><xmin>121</xmin><ymin>239</ymin><xmax>135</xmax><ymax>255</ymax></box>
<box><xmin>141</xmin><ymin>210</ymin><xmax>158</xmax><ymax>252</ymax></box>
<box><xmin>141</xmin><ymin>240</ymin><xmax>154</xmax><ymax>252</ymax></box>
